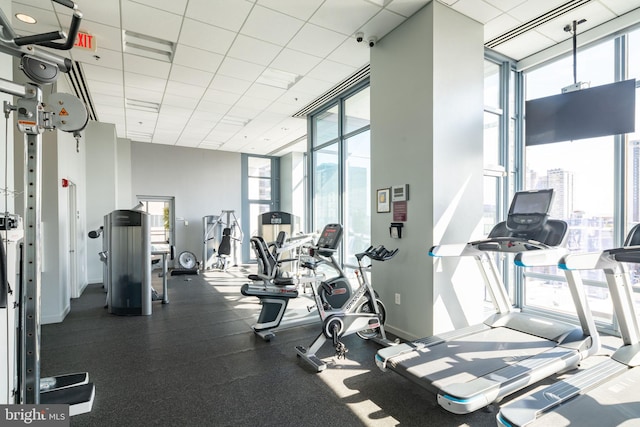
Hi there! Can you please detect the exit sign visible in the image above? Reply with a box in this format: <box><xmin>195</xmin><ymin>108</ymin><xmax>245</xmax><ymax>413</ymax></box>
<box><xmin>74</xmin><ymin>31</ymin><xmax>96</xmax><ymax>51</ymax></box>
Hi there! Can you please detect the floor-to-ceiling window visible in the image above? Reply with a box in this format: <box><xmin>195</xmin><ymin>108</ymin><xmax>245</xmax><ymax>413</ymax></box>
<box><xmin>310</xmin><ymin>83</ymin><xmax>370</xmax><ymax>267</ymax></box>
<box><xmin>242</xmin><ymin>154</ymin><xmax>279</xmax><ymax>262</ymax></box>
<box><xmin>520</xmin><ymin>33</ymin><xmax>639</xmax><ymax>332</ymax></box>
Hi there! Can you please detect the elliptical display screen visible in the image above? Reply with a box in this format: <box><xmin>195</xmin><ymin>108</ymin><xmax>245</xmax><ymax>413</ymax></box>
<box><xmin>506</xmin><ymin>189</ymin><xmax>554</xmax><ymax>235</ymax></box>
<box><xmin>317</xmin><ymin>224</ymin><xmax>343</xmax><ymax>250</ymax></box>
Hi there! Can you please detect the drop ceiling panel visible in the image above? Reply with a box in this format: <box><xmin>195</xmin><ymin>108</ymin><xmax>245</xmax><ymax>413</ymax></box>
<box><xmin>507</xmin><ymin>0</ymin><xmax>569</xmax><ymax>22</ymax></box>
<box><xmin>600</xmin><ymin>0</ymin><xmax>640</xmax><ymax>15</ymax></box>
<box><xmin>172</xmin><ymin>45</ymin><xmax>224</xmax><ymax>72</ymax></box>
<box><xmin>121</xmin><ymin>1</ymin><xmax>183</xmax><ymax>42</ymax></box>
<box><xmin>451</xmin><ymin>0</ymin><xmax>502</xmax><ymax>24</ymax></box>
<box><xmin>484</xmin><ymin>12</ymin><xmax>521</xmax><ymax>41</ymax></box>
<box><xmin>241</xmin><ymin>5</ymin><xmax>304</xmax><ymax>46</ymax></box>
<box><xmin>227</xmin><ymin>34</ymin><xmax>283</xmax><ymax>65</ymax></box>
<box><xmin>244</xmin><ymin>83</ymin><xmax>286</xmax><ymax>101</ymax></box>
<box><xmin>87</xmin><ymin>80</ymin><xmax>124</xmax><ymax>97</ymax></box>
<box><xmin>165</xmin><ymin>81</ymin><xmax>206</xmax><ymax>99</ymax></box>
<box><xmin>123</xmin><ymin>87</ymin><xmax>163</xmax><ymax>104</ymax></box>
<box><xmin>257</xmin><ymin>0</ymin><xmax>324</xmax><ymax>20</ymax></box>
<box><xmin>309</xmin><ymin>0</ymin><xmax>380</xmax><ymax>35</ymax></box>
<box><xmin>385</xmin><ymin>0</ymin><xmax>431</xmax><ymax>17</ymax></box>
<box><xmin>209</xmin><ymin>75</ymin><xmax>253</xmax><ymax>94</ymax></box>
<box><xmin>217</xmin><ymin>57</ymin><xmax>266</xmax><ymax>82</ymax></box>
<box><xmin>287</xmin><ymin>23</ymin><xmax>349</xmax><ymax>58</ymax></box>
<box><xmin>327</xmin><ymin>39</ymin><xmax>370</xmax><ymax>68</ymax></box>
<box><xmin>10</xmin><ymin>4</ymin><xmax>60</xmax><ymax>34</ymax></box>
<box><xmin>161</xmin><ymin>93</ymin><xmax>200</xmax><ymax>109</ymax></box>
<box><xmin>73</xmin><ymin>48</ymin><xmax>122</xmax><ymax>71</ymax></box>
<box><xmin>307</xmin><ymin>60</ymin><xmax>357</xmax><ymax>83</ymax></box>
<box><xmin>357</xmin><ymin>8</ymin><xmax>408</xmax><ymax>40</ymax></box>
<box><xmin>492</xmin><ymin>28</ymin><xmax>556</xmax><ymax>59</ymax></box>
<box><xmin>203</xmin><ymin>88</ymin><xmax>243</xmax><ymax>105</ymax></box>
<box><xmin>185</xmin><ymin>0</ymin><xmax>254</xmax><ymax>32</ymax></box>
<box><xmin>123</xmin><ymin>54</ymin><xmax>172</xmax><ymax>79</ymax></box>
<box><xmin>75</xmin><ymin>20</ymin><xmax>122</xmax><ymax>53</ymax></box>
<box><xmin>132</xmin><ymin>0</ymin><xmax>188</xmax><ymax>15</ymax></box>
<box><xmin>270</xmin><ymin>48</ymin><xmax>323</xmax><ymax>75</ymax></box>
<box><xmin>169</xmin><ymin>65</ymin><xmax>214</xmax><ymax>87</ymax></box>
<box><xmin>124</xmin><ymin>72</ymin><xmax>168</xmax><ymax>93</ymax></box>
<box><xmin>484</xmin><ymin>0</ymin><xmax>528</xmax><ymax>12</ymax></box>
<box><xmin>178</xmin><ymin>18</ymin><xmax>236</xmax><ymax>55</ymax></box>
<box><xmin>198</xmin><ymin>100</ymin><xmax>234</xmax><ymax>115</ymax></box>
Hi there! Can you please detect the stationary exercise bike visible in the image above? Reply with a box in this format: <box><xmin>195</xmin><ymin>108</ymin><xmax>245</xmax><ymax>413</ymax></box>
<box><xmin>295</xmin><ymin>226</ymin><xmax>399</xmax><ymax>372</ymax></box>
<box><xmin>241</xmin><ymin>226</ymin><xmax>351</xmax><ymax>341</ymax></box>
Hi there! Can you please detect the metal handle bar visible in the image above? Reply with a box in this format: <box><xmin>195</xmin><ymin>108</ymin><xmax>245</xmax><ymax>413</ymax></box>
<box><xmin>0</xmin><ymin>0</ymin><xmax>81</xmax><ymax>71</ymax></box>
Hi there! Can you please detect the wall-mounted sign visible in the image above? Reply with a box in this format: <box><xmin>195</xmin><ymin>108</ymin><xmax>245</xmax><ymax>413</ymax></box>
<box><xmin>74</xmin><ymin>31</ymin><xmax>96</xmax><ymax>52</ymax></box>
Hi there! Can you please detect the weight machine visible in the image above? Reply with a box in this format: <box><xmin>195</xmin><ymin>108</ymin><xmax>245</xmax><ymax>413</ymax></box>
<box><xmin>202</xmin><ymin>210</ymin><xmax>243</xmax><ymax>271</ymax></box>
<box><xmin>0</xmin><ymin>0</ymin><xmax>94</xmax><ymax>413</ymax></box>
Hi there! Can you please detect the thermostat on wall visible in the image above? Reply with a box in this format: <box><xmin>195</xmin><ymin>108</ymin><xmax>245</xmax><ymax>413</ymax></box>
<box><xmin>391</xmin><ymin>184</ymin><xmax>409</xmax><ymax>202</ymax></box>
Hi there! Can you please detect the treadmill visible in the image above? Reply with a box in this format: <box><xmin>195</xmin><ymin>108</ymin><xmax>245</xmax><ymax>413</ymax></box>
<box><xmin>375</xmin><ymin>189</ymin><xmax>599</xmax><ymax>415</ymax></box>
<box><xmin>497</xmin><ymin>223</ymin><xmax>640</xmax><ymax>426</ymax></box>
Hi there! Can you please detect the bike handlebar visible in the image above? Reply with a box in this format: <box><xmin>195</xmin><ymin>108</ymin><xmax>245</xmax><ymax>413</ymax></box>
<box><xmin>356</xmin><ymin>245</ymin><xmax>398</xmax><ymax>262</ymax></box>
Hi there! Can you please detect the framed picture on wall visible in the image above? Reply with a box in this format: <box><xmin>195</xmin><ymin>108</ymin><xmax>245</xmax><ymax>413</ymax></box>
<box><xmin>377</xmin><ymin>188</ymin><xmax>391</xmax><ymax>213</ymax></box>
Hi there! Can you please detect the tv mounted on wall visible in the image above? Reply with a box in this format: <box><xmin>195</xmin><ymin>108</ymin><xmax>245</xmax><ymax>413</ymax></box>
<box><xmin>525</xmin><ymin>79</ymin><xmax>636</xmax><ymax>146</ymax></box>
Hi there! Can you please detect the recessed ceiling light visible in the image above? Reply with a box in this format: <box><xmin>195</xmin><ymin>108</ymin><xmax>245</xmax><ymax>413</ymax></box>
<box><xmin>15</xmin><ymin>13</ymin><xmax>36</xmax><ymax>24</ymax></box>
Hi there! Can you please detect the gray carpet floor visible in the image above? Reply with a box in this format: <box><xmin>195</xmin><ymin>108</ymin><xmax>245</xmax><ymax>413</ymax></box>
<box><xmin>40</xmin><ymin>267</ymin><xmax>616</xmax><ymax>426</ymax></box>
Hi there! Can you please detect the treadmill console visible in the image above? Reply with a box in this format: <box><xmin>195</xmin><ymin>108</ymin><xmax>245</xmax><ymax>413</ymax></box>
<box><xmin>316</xmin><ymin>223</ymin><xmax>343</xmax><ymax>251</ymax></box>
<box><xmin>506</xmin><ymin>189</ymin><xmax>554</xmax><ymax>237</ymax></box>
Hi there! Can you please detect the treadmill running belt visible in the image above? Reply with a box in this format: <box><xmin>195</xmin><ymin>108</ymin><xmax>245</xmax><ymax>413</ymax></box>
<box><xmin>389</xmin><ymin>327</ymin><xmax>556</xmax><ymax>390</ymax></box>
<box><xmin>529</xmin><ymin>365</ymin><xmax>640</xmax><ymax>426</ymax></box>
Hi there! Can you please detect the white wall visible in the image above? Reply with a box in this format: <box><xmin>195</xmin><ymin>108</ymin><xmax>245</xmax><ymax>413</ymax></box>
<box><xmin>370</xmin><ymin>2</ymin><xmax>485</xmax><ymax>340</ymax></box>
<box><xmin>130</xmin><ymin>142</ymin><xmax>241</xmax><ymax>262</ymax></box>
<box><xmin>85</xmin><ymin>121</ymin><xmax>120</xmax><ymax>283</ymax></box>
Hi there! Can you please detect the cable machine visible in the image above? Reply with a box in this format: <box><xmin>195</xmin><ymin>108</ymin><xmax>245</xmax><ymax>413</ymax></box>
<box><xmin>0</xmin><ymin>0</ymin><xmax>94</xmax><ymax>413</ymax></box>
<box><xmin>202</xmin><ymin>210</ymin><xmax>243</xmax><ymax>271</ymax></box>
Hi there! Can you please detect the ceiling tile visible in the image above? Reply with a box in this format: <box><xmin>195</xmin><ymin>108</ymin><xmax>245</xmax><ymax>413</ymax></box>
<box><xmin>173</xmin><ymin>44</ymin><xmax>224</xmax><ymax>72</ymax></box>
<box><xmin>270</xmin><ymin>48</ymin><xmax>323</xmax><ymax>76</ymax></box>
<box><xmin>122</xmin><ymin>87</ymin><xmax>163</xmax><ymax>104</ymax></box>
<box><xmin>208</xmin><ymin>75</ymin><xmax>253</xmax><ymax>94</ymax></box>
<box><xmin>227</xmin><ymin>34</ymin><xmax>283</xmax><ymax>65</ymax></box>
<box><xmin>131</xmin><ymin>0</ymin><xmax>188</xmax><ymax>15</ymax></box>
<box><xmin>484</xmin><ymin>12</ymin><xmax>521</xmax><ymax>41</ymax></box>
<box><xmin>241</xmin><ymin>5</ymin><xmax>305</xmax><ymax>46</ymax></box>
<box><xmin>121</xmin><ymin>1</ymin><xmax>182</xmax><ymax>42</ymax></box>
<box><xmin>310</xmin><ymin>0</ymin><xmax>380</xmax><ymax>35</ymax></box>
<box><xmin>197</xmin><ymin>100</ymin><xmax>233</xmax><ymax>115</ymax></box>
<box><xmin>169</xmin><ymin>65</ymin><xmax>214</xmax><ymax>87</ymax></box>
<box><xmin>178</xmin><ymin>18</ymin><xmax>236</xmax><ymax>55</ymax></box>
<box><xmin>385</xmin><ymin>0</ymin><xmax>431</xmax><ymax>17</ymax></box>
<box><xmin>185</xmin><ymin>0</ymin><xmax>254</xmax><ymax>32</ymax></box>
<box><xmin>82</xmin><ymin>63</ymin><xmax>123</xmax><ymax>85</ymax></box>
<box><xmin>288</xmin><ymin>23</ymin><xmax>349</xmax><ymax>58</ymax></box>
<box><xmin>86</xmin><ymin>80</ymin><xmax>123</xmax><ymax>97</ymax></box>
<box><xmin>72</xmin><ymin>48</ymin><xmax>122</xmax><ymax>71</ymax></box>
<box><xmin>124</xmin><ymin>72</ymin><xmax>167</xmax><ymax>93</ymax></box>
<box><xmin>492</xmin><ymin>29</ymin><xmax>556</xmax><ymax>59</ymax></box>
<box><xmin>507</xmin><ymin>0</ymin><xmax>568</xmax><ymax>22</ymax></box>
<box><xmin>358</xmin><ymin>8</ymin><xmax>407</xmax><ymax>40</ymax></box>
<box><xmin>217</xmin><ymin>57</ymin><xmax>266</xmax><ymax>82</ymax></box>
<box><xmin>307</xmin><ymin>60</ymin><xmax>356</xmax><ymax>83</ymax></box>
<box><xmin>257</xmin><ymin>0</ymin><xmax>324</xmax><ymax>20</ymax></box>
<box><xmin>600</xmin><ymin>0</ymin><xmax>640</xmax><ymax>15</ymax></box>
<box><xmin>165</xmin><ymin>81</ymin><xmax>206</xmax><ymax>99</ymax></box>
<box><xmin>451</xmin><ymin>0</ymin><xmax>502</xmax><ymax>24</ymax></box>
<box><xmin>244</xmin><ymin>83</ymin><xmax>287</xmax><ymax>101</ymax></box>
<box><xmin>123</xmin><ymin>54</ymin><xmax>171</xmax><ymax>79</ymax></box>
<box><xmin>327</xmin><ymin>39</ymin><xmax>370</xmax><ymax>68</ymax></box>
<box><xmin>203</xmin><ymin>88</ymin><xmax>243</xmax><ymax>105</ymax></box>
<box><xmin>484</xmin><ymin>0</ymin><xmax>527</xmax><ymax>12</ymax></box>
<box><xmin>161</xmin><ymin>93</ymin><xmax>201</xmax><ymax>109</ymax></box>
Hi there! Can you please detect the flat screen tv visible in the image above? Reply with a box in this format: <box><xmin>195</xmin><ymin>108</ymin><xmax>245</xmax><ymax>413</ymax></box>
<box><xmin>525</xmin><ymin>79</ymin><xmax>636</xmax><ymax>146</ymax></box>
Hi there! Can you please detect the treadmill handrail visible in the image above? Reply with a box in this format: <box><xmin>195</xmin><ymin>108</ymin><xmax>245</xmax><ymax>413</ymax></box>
<box><xmin>559</xmin><ymin>251</ymin><xmax>622</xmax><ymax>272</ymax></box>
<box><xmin>430</xmin><ymin>237</ymin><xmax>557</xmax><ymax>259</ymax></box>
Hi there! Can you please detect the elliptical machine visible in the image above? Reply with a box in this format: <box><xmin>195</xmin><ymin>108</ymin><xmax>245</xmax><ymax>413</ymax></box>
<box><xmin>295</xmin><ymin>226</ymin><xmax>399</xmax><ymax>372</ymax></box>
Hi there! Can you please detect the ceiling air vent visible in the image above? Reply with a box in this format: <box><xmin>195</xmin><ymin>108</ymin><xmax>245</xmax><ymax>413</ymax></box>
<box><xmin>123</xmin><ymin>30</ymin><xmax>175</xmax><ymax>62</ymax></box>
<box><xmin>126</xmin><ymin>99</ymin><xmax>160</xmax><ymax>113</ymax></box>
<box><xmin>66</xmin><ymin>61</ymin><xmax>98</xmax><ymax>121</ymax></box>
<box><xmin>292</xmin><ymin>63</ymin><xmax>370</xmax><ymax>118</ymax></box>
<box><xmin>485</xmin><ymin>0</ymin><xmax>592</xmax><ymax>49</ymax></box>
